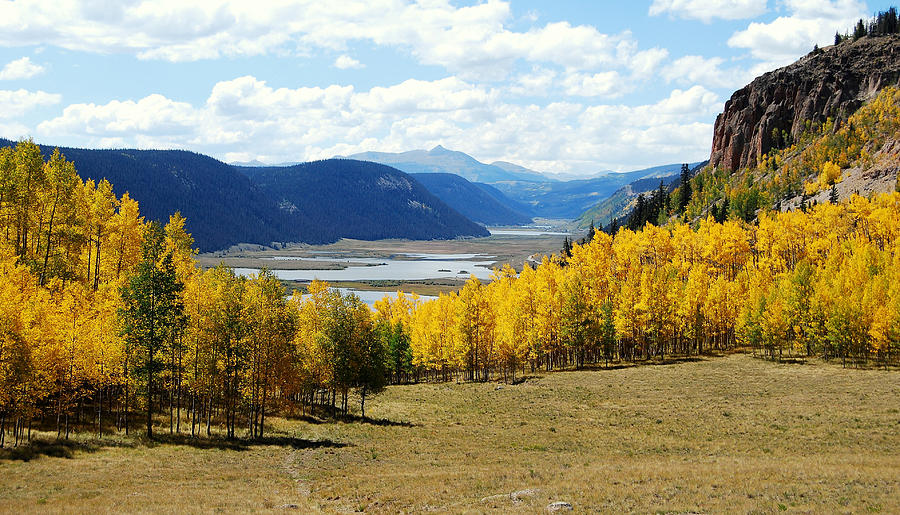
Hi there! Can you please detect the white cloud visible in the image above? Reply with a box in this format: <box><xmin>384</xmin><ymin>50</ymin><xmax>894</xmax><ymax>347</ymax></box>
<box><xmin>507</xmin><ymin>67</ymin><xmax>557</xmax><ymax>97</ymax></box>
<box><xmin>352</xmin><ymin>77</ymin><xmax>495</xmax><ymax>115</ymax></box>
<box><xmin>0</xmin><ymin>1</ymin><xmax>664</xmax><ymax>79</ymax></box>
<box><xmin>333</xmin><ymin>55</ymin><xmax>364</xmax><ymax>69</ymax></box>
<box><xmin>37</xmin><ymin>94</ymin><xmax>201</xmax><ymax>145</ymax></box>
<box><xmin>649</xmin><ymin>0</ymin><xmax>768</xmax><ymax>22</ymax></box>
<box><xmin>0</xmin><ymin>57</ymin><xmax>45</xmax><ymax>80</ymax></box>
<box><xmin>629</xmin><ymin>47</ymin><xmax>669</xmax><ymax>78</ymax></box>
<box><xmin>728</xmin><ymin>0</ymin><xmax>865</xmax><ymax>62</ymax></box>
<box><xmin>0</xmin><ymin>121</ymin><xmax>30</xmax><ymax>139</ymax></box>
<box><xmin>661</xmin><ymin>55</ymin><xmax>756</xmax><ymax>89</ymax></box>
<box><xmin>0</xmin><ymin>89</ymin><xmax>61</xmax><ymax>118</ymax></box>
<box><xmin>562</xmin><ymin>71</ymin><xmax>623</xmax><ymax>98</ymax></box>
<box><xmin>34</xmin><ymin>75</ymin><xmax>718</xmax><ymax>174</ymax></box>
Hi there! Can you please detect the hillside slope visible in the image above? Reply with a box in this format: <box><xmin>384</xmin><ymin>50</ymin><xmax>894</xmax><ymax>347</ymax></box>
<box><xmin>661</xmin><ymin>89</ymin><xmax>900</xmax><ymax>230</ymax></box>
<box><xmin>240</xmin><ymin>160</ymin><xmax>490</xmax><ymax>241</ymax></box>
<box><xmin>0</xmin><ymin>139</ymin><xmax>293</xmax><ymax>251</ymax></box>
<box><xmin>0</xmin><ymin>140</ymin><xmax>493</xmax><ymax>249</ymax></box>
<box><xmin>711</xmin><ymin>34</ymin><xmax>900</xmax><ymax>171</ymax></box>
<box><xmin>495</xmin><ymin>162</ymin><xmax>702</xmax><ymax>219</ymax></box>
<box><xmin>411</xmin><ymin>173</ymin><xmax>532</xmax><ymax>225</ymax></box>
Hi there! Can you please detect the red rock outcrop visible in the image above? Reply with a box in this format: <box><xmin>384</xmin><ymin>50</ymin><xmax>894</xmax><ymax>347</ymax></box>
<box><xmin>710</xmin><ymin>35</ymin><xmax>900</xmax><ymax>171</ymax></box>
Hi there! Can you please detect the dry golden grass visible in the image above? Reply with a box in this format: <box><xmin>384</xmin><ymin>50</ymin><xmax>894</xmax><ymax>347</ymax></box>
<box><xmin>2</xmin><ymin>353</ymin><xmax>899</xmax><ymax>513</ymax></box>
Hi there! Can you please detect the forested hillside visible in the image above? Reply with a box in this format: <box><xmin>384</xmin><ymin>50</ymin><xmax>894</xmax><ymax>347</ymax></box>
<box><xmin>473</xmin><ymin>181</ymin><xmax>538</xmax><ymax>217</ymax></box>
<box><xmin>660</xmin><ymin>86</ymin><xmax>900</xmax><ymax>230</ymax></box>
<box><xmin>411</xmin><ymin>173</ymin><xmax>533</xmax><ymax>225</ymax></box>
<box><xmin>0</xmin><ymin>139</ymin><xmax>294</xmax><ymax>251</ymax></box>
<box><xmin>494</xmin><ymin>162</ymin><xmax>700</xmax><ymax>219</ymax></box>
<box><xmin>239</xmin><ymin>159</ymin><xmax>490</xmax><ymax>241</ymax></box>
<box><xmin>574</xmin><ymin>163</ymin><xmax>708</xmax><ymax>230</ymax></box>
<box><xmin>0</xmin><ymin>140</ymin><xmax>493</xmax><ymax>251</ymax></box>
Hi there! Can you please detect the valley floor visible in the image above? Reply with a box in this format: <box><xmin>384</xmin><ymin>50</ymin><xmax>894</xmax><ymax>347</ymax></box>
<box><xmin>2</xmin><ymin>353</ymin><xmax>899</xmax><ymax>513</ymax></box>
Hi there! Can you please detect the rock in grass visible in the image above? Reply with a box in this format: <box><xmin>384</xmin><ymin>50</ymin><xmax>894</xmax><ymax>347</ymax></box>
<box><xmin>547</xmin><ymin>501</ymin><xmax>573</xmax><ymax>511</ymax></box>
<box><xmin>481</xmin><ymin>488</ymin><xmax>539</xmax><ymax>504</ymax></box>
<box><xmin>510</xmin><ymin>489</ymin><xmax>538</xmax><ymax>502</ymax></box>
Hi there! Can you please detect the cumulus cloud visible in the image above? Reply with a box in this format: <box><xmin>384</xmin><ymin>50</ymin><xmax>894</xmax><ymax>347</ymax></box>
<box><xmin>333</xmin><ymin>55</ymin><xmax>364</xmax><ymax>69</ymax></box>
<box><xmin>649</xmin><ymin>0</ymin><xmax>768</xmax><ymax>22</ymax></box>
<box><xmin>34</xmin><ymin>75</ymin><xmax>718</xmax><ymax>173</ymax></box>
<box><xmin>0</xmin><ymin>89</ymin><xmax>61</xmax><ymax>118</ymax></box>
<box><xmin>37</xmin><ymin>94</ymin><xmax>202</xmax><ymax>150</ymax></box>
<box><xmin>562</xmin><ymin>71</ymin><xmax>623</xmax><ymax>98</ymax></box>
<box><xmin>728</xmin><ymin>0</ymin><xmax>865</xmax><ymax>62</ymax></box>
<box><xmin>0</xmin><ymin>57</ymin><xmax>45</xmax><ymax>80</ymax></box>
<box><xmin>661</xmin><ymin>55</ymin><xmax>756</xmax><ymax>89</ymax></box>
<box><xmin>0</xmin><ymin>1</ymin><xmax>665</xmax><ymax>80</ymax></box>
<box><xmin>507</xmin><ymin>67</ymin><xmax>557</xmax><ymax>97</ymax></box>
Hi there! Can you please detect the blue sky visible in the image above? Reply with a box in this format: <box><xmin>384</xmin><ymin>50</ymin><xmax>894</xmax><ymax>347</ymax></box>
<box><xmin>0</xmin><ymin>0</ymin><xmax>893</xmax><ymax>176</ymax></box>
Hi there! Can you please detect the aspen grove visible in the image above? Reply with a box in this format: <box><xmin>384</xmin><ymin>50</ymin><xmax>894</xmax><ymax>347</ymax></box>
<box><xmin>1</xmin><ymin>129</ymin><xmax>900</xmax><ymax>444</ymax></box>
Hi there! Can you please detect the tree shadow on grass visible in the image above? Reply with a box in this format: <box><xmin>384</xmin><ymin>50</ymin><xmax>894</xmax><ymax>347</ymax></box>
<box><xmin>552</xmin><ymin>356</ymin><xmax>712</xmax><ymax>373</ymax></box>
<box><xmin>144</xmin><ymin>432</ymin><xmax>349</xmax><ymax>451</ymax></box>
<box><xmin>0</xmin><ymin>437</ymin><xmax>137</xmax><ymax>462</ymax></box>
<box><xmin>281</xmin><ymin>413</ymin><xmax>328</xmax><ymax>425</ymax></box>
<box><xmin>335</xmin><ymin>413</ymin><xmax>416</xmax><ymax>427</ymax></box>
<box><xmin>0</xmin><ymin>432</ymin><xmax>347</xmax><ymax>461</ymax></box>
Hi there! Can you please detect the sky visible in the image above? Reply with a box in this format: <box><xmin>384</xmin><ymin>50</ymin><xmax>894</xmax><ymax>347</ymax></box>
<box><xmin>0</xmin><ymin>0</ymin><xmax>894</xmax><ymax>177</ymax></box>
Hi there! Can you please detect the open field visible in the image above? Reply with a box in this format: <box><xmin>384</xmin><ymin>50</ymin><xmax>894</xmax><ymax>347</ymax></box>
<box><xmin>2</xmin><ymin>353</ymin><xmax>899</xmax><ymax>513</ymax></box>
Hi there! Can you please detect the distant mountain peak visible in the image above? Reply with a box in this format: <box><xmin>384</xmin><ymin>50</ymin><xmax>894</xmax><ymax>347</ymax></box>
<box><xmin>347</xmin><ymin>146</ymin><xmax>550</xmax><ymax>184</ymax></box>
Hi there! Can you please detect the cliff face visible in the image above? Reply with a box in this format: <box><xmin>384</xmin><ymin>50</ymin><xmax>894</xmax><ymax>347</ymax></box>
<box><xmin>710</xmin><ymin>35</ymin><xmax>900</xmax><ymax>171</ymax></box>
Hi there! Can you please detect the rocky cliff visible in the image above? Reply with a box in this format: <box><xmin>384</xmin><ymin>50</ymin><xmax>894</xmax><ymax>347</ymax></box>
<box><xmin>710</xmin><ymin>35</ymin><xmax>900</xmax><ymax>171</ymax></box>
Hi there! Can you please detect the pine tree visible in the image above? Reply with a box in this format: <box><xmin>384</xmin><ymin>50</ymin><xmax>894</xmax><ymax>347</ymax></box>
<box><xmin>854</xmin><ymin>18</ymin><xmax>868</xmax><ymax>40</ymax></box>
<box><xmin>118</xmin><ymin>222</ymin><xmax>185</xmax><ymax>438</ymax></box>
<box><xmin>357</xmin><ymin>323</ymin><xmax>387</xmax><ymax>419</ymax></box>
<box><xmin>678</xmin><ymin>164</ymin><xmax>692</xmax><ymax>213</ymax></box>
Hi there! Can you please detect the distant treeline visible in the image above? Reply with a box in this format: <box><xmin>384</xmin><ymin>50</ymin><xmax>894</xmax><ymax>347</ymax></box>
<box><xmin>835</xmin><ymin>7</ymin><xmax>899</xmax><ymax>44</ymax></box>
<box><xmin>0</xmin><ymin>139</ymin><xmax>490</xmax><ymax>252</ymax></box>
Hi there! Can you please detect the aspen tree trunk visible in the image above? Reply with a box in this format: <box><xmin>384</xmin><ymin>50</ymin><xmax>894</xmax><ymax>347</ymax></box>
<box><xmin>39</xmin><ymin>191</ymin><xmax>59</xmax><ymax>285</ymax></box>
<box><xmin>176</xmin><ymin>348</ymin><xmax>183</xmax><ymax>434</ymax></box>
<box><xmin>93</xmin><ymin>226</ymin><xmax>101</xmax><ymax>290</ymax></box>
<box><xmin>97</xmin><ymin>384</ymin><xmax>102</xmax><ymax>438</ymax></box>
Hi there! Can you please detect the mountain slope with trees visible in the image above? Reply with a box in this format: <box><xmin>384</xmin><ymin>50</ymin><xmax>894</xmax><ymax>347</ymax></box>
<box><xmin>494</xmin><ymin>162</ymin><xmax>702</xmax><ymax>219</ymax></box>
<box><xmin>0</xmin><ymin>140</ymin><xmax>493</xmax><ymax>250</ymax></box>
<box><xmin>410</xmin><ymin>173</ymin><xmax>533</xmax><ymax>226</ymax></box>
<box><xmin>711</xmin><ymin>32</ymin><xmax>900</xmax><ymax>172</ymax></box>
<box><xmin>239</xmin><ymin>159</ymin><xmax>490</xmax><ymax>241</ymax></box>
<box><xmin>0</xmin><ymin>138</ymin><xmax>293</xmax><ymax>252</ymax></box>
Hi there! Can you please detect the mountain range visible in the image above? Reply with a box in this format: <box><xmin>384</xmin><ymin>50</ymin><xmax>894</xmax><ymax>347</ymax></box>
<box><xmin>491</xmin><ymin>162</ymin><xmax>703</xmax><ymax>219</ymax></box>
<box><xmin>346</xmin><ymin>146</ymin><xmax>550</xmax><ymax>183</ymax></box>
<box><xmin>409</xmin><ymin>173</ymin><xmax>533</xmax><ymax>226</ymax></box>
<box><xmin>0</xmin><ymin>139</ymin><xmax>491</xmax><ymax>251</ymax></box>
<box><xmin>345</xmin><ymin>146</ymin><xmax>698</xmax><ymax>219</ymax></box>
<box><xmin>1</xmin><ymin>133</ymin><xmax>707</xmax><ymax>250</ymax></box>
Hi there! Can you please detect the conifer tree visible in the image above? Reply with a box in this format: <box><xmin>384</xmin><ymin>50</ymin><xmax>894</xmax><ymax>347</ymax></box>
<box><xmin>119</xmin><ymin>222</ymin><xmax>185</xmax><ymax>438</ymax></box>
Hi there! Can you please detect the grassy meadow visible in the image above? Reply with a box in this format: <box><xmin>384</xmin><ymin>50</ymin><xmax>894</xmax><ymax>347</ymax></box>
<box><xmin>2</xmin><ymin>353</ymin><xmax>899</xmax><ymax>513</ymax></box>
